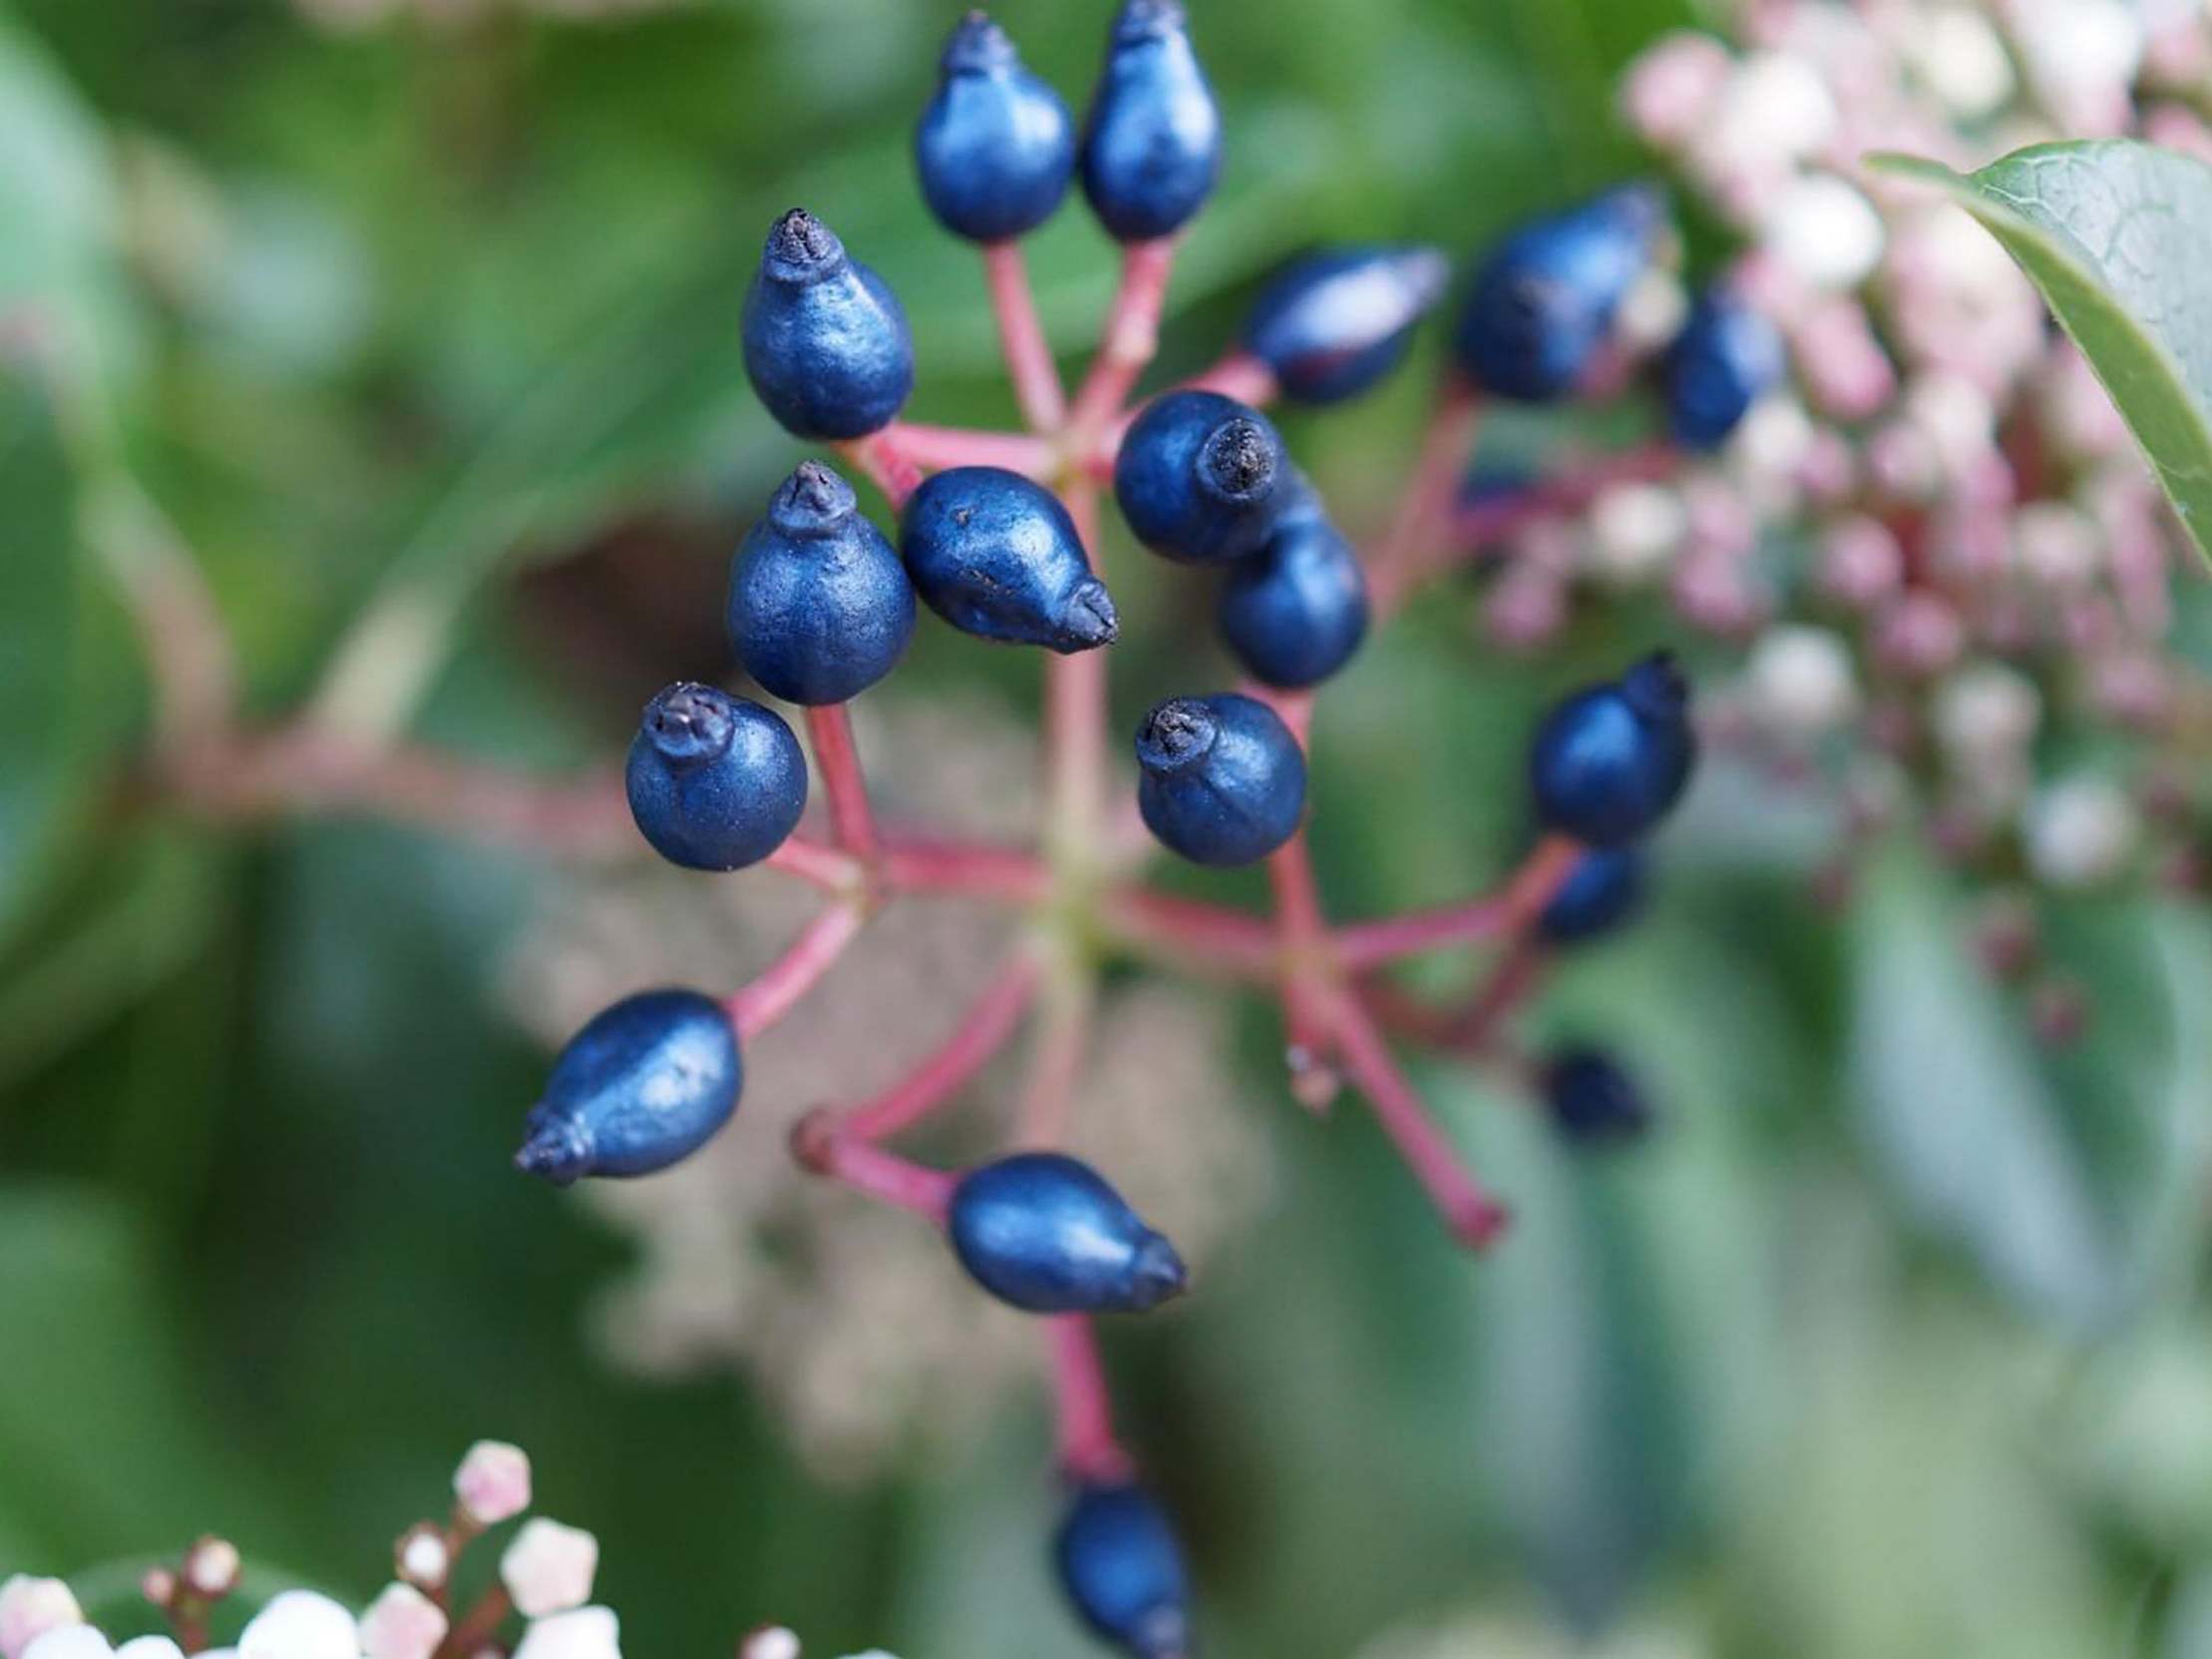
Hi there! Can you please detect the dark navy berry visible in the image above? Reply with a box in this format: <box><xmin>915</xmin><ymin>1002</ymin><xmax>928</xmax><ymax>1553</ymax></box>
<box><xmin>1079</xmin><ymin>0</ymin><xmax>1221</xmax><ymax>242</ymax></box>
<box><xmin>728</xmin><ymin>461</ymin><xmax>916</xmax><ymax>704</ymax></box>
<box><xmin>916</xmin><ymin>13</ymin><xmax>1076</xmax><ymax>243</ymax></box>
<box><xmin>1216</xmin><ymin>483</ymin><xmax>1368</xmax><ymax>688</ymax></box>
<box><xmin>1054</xmin><ymin>1481</ymin><xmax>1192</xmax><ymax>1659</ymax></box>
<box><xmin>1543</xmin><ymin>1045</ymin><xmax>1655</xmax><ymax>1145</ymax></box>
<box><xmin>1136</xmin><ymin>692</ymin><xmax>1306</xmax><ymax>867</ymax></box>
<box><xmin>1537</xmin><ymin>845</ymin><xmax>1649</xmax><ymax>946</ymax></box>
<box><xmin>1529</xmin><ymin>653</ymin><xmax>1696</xmax><ymax>847</ymax></box>
<box><xmin>947</xmin><ymin>1152</ymin><xmax>1187</xmax><ymax>1315</ymax></box>
<box><xmin>742</xmin><ymin>208</ymin><xmax>914</xmax><ymax>440</ymax></box>
<box><xmin>1114</xmin><ymin>390</ymin><xmax>1290</xmax><ymax>565</ymax></box>
<box><xmin>901</xmin><ymin>466</ymin><xmax>1118</xmax><ymax>652</ymax></box>
<box><xmin>1242</xmin><ymin>244</ymin><xmax>1451</xmax><ymax>405</ymax></box>
<box><xmin>515</xmin><ymin>990</ymin><xmax>742</xmax><ymax>1184</ymax></box>
<box><xmin>1662</xmin><ymin>285</ymin><xmax>1786</xmax><ymax>450</ymax></box>
<box><xmin>1454</xmin><ymin>185</ymin><xmax>1665</xmax><ymax>402</ymax></box>
<box><xmin>625</xmin><ymin>682</ymin><xmax>808</xmax><ymax>871</ymax></box>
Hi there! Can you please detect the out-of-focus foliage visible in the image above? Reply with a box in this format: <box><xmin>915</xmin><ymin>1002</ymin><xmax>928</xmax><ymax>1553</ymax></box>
<box><xmin>3</xmin><ymin>0</ymin><xmax>2211</xmax><ymax>1655</ymax></box>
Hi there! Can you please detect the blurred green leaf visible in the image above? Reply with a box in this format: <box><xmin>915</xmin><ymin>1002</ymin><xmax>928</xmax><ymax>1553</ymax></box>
<box><xmin>1868</xmin><ymin>143</ymin><xmax>2212</xmax><ymax>566</ymax></box>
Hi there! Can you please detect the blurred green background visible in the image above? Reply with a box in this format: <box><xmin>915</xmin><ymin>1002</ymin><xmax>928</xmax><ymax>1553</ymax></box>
<box><xmin>6</xmin><ymin>1</ymin><xmax>2212</xmax><ymax>1655</ymax></box>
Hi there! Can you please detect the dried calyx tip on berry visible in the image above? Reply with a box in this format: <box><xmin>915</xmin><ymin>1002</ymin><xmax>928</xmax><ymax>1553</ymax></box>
<box><xmin>941</xmin><ymin>9</ymin><xmax>1016</xmax><ymax>71</ymax></box>
<box><xmin>765</xmin><ymin>207</ymin><xmax>840</xmax><ymax>272</ymax></box>
<box><xmin>642</xmin><ymin>681</ymin><xmax>733</xmax><ymax>764</ymax></box>
<box><xmin>1113</xmin><ymin>0</ymin><xmax>1187</xmax><ymax>39</ymax></box>
<box><xmin>1200</xmin><ymin>418</ymin><xmax>1277</xmax><ymax>501</ymax></box>
<box><xmin>774</xmin><ymin>459</ymin><xmax>856</xmax><ymax>527</ymax></box>
<box><xmin>1136</xmin><ymin>698</ymin><xmax>1217</xmax><ymax>771</ymax></box>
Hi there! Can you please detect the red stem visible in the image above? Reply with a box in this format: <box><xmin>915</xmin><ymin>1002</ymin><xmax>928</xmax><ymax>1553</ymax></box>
<box><xmin>793</xmin><ymin>1121</ymin><xmax>957</xmax><ymax>1224</ymax></box>
<box><xmin>835</xmin><ymin>430</ymin><xmax>925</xmax><ymax>510</ymax></box>
<box><xmin>983</xmin><ymin>240</ymin><xmax>1068</xmax><ymax>432</ymax></box>
<box><xmin>1049</xmin><ymin>1315</ymin><xmax>1133</xmax><ymax>1482</ymax></box>
<box><xmin>1447</xmin><ymin>938</ymin><xmax>1550</xmax><ymax>1050</ymax></box>
<box><xmin>839</xmin><ymin>953</ymin><xmax>1042</xmax><ymax>1142</ymax></box>
<box><xmin>1069</xmin><ymin>238</ymin><xmax>1179</xmax><ymax>438</ymax></box>
<box><xmin>766</xmin><ymin>834</ymin><xmax>863</xmax><ymax>891</ymax></box>
<box><xmin>1332</xmin><ymin>836</ymin><xmax>1581</xmax><ymax>972</ymax></box>
<box><xmin>882</xmin><ymin>837</ymin><xmax>1056</xmax><ymax>904</ymax></box>
<box><xmin>804</xmin><ymin>703</ymin><xmax>880</xmax><ymax>862</ymax></box>
<box><xmin>888</xmin><ymin>421</ymin><xmax>1057</xmax><ymax>478</ymax></box>
<box><xmin>725</xmin><ymin>903</ymin><xmax>867</xmax><ymax>1040</ymax></box>
<box><xmin>1044</xmin><ymin>479</ymin><xmax>1110</xmax><ymax>864</ymax></box>
<box><xmin>1095</xmin><ymin>887</ymin><xmax>1280</xmax><ymax>976</ymax></box>
<box><xmin>1370</xmin><ymin>378</ymin><xmax>1484</xmax><ymax>610</ymax></box>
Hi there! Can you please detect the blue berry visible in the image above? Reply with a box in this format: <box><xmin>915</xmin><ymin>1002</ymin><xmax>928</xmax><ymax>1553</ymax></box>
<box><xmin>916</xmin><ymin>12</ymin><xmax>1076</xmax><ymax>243</ymax></box>
<box><xmin>625</xmin><ymin>682</ymin><xmax>808</xmax><ymax>871</ymax></box>
<box><xmin>1114</xmin><ymin>390</ymin><xmax>1290</xmax><ymax>565</ymax></box>
<box><xmin>742</xmin><ymin>208</ymin><xmax>914</xmax><ymax>440</ymax></box>
<box><xmin>1135</xmin><ymin>692</ymin><xmax>1306</xmax><ymax>867</ymax></box>
<box><xmin>1454</xmin><ymin>185</ymin><xmax>1665</xmax><ymax>402</ymax></box>
<box><xmin>901</xmin><ymin>466</ymin><xmax>1119</xmax><ymax>652</ymax></box>
<box><xmin>1079</xmin><ymin>0</ymin><xmax>1220</xmax><ymax>242</ymax></box>
<box><xmin>1537</xmin><ymin>845</ymin><xmax>1648</xmax><ymax>946</ymax></box>
<box><xmin>1242</xmin><ymin>244</ymin><xmax>1451</xmax><ymax>405</ymax></box>
<box><xmin>1054</xmin><ymin>1480</ymin><xmax>1192</xmax><ymax>1659</ymax></box>
<box><xmin>1543</xmin><ymin>1045</ymin><xmax>1655</xmax><ymax>1145</ymax></box>
<box><xmin>1662</xmin><ymin>285</ymin><xmax>1786</xmax><ymax>451</ymax></box>
<box><xmin>728</xmin><ymin>461</ymin><xmax>916</xmax><ymax>704</ymax></box>
<box><xmin>947</xmin><ymin>1152</ymin><xmax>1188</xmax><ymax>1315</ymax></box>
<box><xmin>1216</xmin><ymin>483</ymin><xmax>1369</xmax><ymax>688</ymax></box>
<box><xmin>515</xmin><ymin>990</ymin><xmax>742</xmax><ymax>1184</ymax></box>
<box><xmin>1529</xmin><ymin>653</ymin><xmax>1696</xmax><ymax>847</ymax></box>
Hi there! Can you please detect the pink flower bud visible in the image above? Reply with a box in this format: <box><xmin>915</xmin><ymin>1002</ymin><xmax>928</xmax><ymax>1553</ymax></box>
<box><xmin>183</xmin><ymin>1539</ymin><xmax>240</xmax><ymax>1601</ymax></box>
<box><xmin>0</xmin><ymin>1578</ymin><xmax>83</xmax><ymax>1659</ymax></box>
<box><xmin>1792</xmin><ymin>298</ymin><xmax>1895</xmax><ymax>420</ymax></box>
<box><xmin>1872</xmin><ymin>591</ymin><xmax>1963</xmax><ymax>677</ymax></box>
<box><xmin>1482</xmin><ymin>570</ymin><xmax>1567</xmax><ymax>651</ymax></box>
<box><xmin>1622</xmin><ymin>31</ymin><xmax>1735</xmax><ymax>147</ymax></box>
<box><xmin>512</xmin><ymin>1606</ymin><xmax>620</xmax><ymax>1659</ymax></box>
<box><xmin>361</xmin><ymin>1585</ymin><xmax>449</xmax><ymax>1659</ymax></box>
<box><xmin>500</xmin><ymin>1520</ymin><xmax>600</xmax><ymax>1619</ymax></box>
<box><xmin>740</xmin><ymin>1632</ymin><xmax>803</xmax><ymax>1659</ymax></box>
<box><xmin>455</xmin><ymin>1441</ymin><xmax>533</xmax><ymax>1527</ymax></box>
<box><xmin>1815</xmin><ymin>516</ymin><xmax>1903</xmax><ymax>609</ymax></box>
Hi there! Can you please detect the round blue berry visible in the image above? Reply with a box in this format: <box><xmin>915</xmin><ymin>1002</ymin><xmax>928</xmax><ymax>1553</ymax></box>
<box><xmin>1054</xmin><ymin>1480</ymin><xmax>1192</xmax><ymax>1659</ymax></box>
<box><xmin>1543</xmin><ymin>1045</ymin><xmax>1655</xmax><ymax>1145</ymax></box>
<box><xmin>728</xmin><ymin>461</ymin><xmax>916</xmax><ymax>705</ymax></box>
<box><xmin>515</xmin><ymin>990</ymin><xmax>742</xmax><ymax>1184</ymax></box>
<box><xmin>1537</xmin><ymin>845</ymin><xmax>1649</xmax><ymax>946</ymax></box>
<box><xmin>1662</xmin><ymin>285</ymin><xmax>1786</xmax><ymax>451</ymax></box>
<box><xmin>625</xmin><ymin>682</ymin><xmax>808</xmax><ymax>871</ymax></box>
<box><xmin>1242</xmin><ymin>244</ymin><xmax>1451</xmax><ymax>405</ymax></box>
<box><xmin>947</xmin><ymin>1152</ymin><xmax>1188</xmax><ymax>1315</ymax></box>
<box><xmin>1136</xmin><ymin>692</ymin><xmax>1306</xmax><ymax>867</ymax></box>
<box><xmin>1529</xmin><ymin>653</ymin><xmax>1696</xmax><ymax>847</ymax></box>
<box><xmin>742</xmin><ymin>208</ymin><xmax>914</xmax><ymax>440</ymax></box>
<box><xmin>1114</xmin><ymin>390</ymin><xmax>1290</xmax><ymax>565</ymax></box>
<box><xmin>1454</xmin><ymin>185</ymin><xmax>1665</xmax><ymax>402</ymax></box>
<box><xmin>1079</xmin><ymin>0</ymin><xmax>1220</xmax><ymax>242</ymax></box>
<box><xmin>1216</xmin><ymin>484</ymin><xmax>1369</xmax><ymax>688</ymax></box>
<box><xmin>916</xmin><ymin>13</ymin><xmax>1076</xmax><ymax>243</ymax></box>
<box><xmin>901</xmin><ymin>465</ymin><xmax>1119</xmax><ymax>652</ymax></box>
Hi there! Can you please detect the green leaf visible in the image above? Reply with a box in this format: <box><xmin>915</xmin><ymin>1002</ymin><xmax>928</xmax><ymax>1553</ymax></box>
<box><xmin>1868</xmin><ymin>143</ymin><xmax>2212</xmax><ymax>566</ymax></box>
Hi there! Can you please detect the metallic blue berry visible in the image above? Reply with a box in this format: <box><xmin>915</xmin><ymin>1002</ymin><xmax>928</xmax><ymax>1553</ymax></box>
<box><xmin>901</xmin><ymin>465</ymin><xmax>1119</xmax><ymax>652</ymax></box>
<box><xmin>1136</xmin><ymin>692</ymin><xmax>1306</xmax><ymax>867</ymax></box>
<box><xmin>1054</xmin><ymin>1480</ymin><xmax>1192</xmax><ymax>1659</ymax></box>
<box><xmin>1537</xmin><ymin>845</ymin><xmax>1649</xmax><ymax>946</ymax></box>
<box><xmin>741</xmin><ymin>208</ymin><xmax>914</xmax><ymax>440</ymax></box>
<box><xmin>1529</xmin><ymin>653</ymin><xmax>1697</xmax><ymax>848</ymax></box>
<box><xmin>1662</xmin><ymin>285</ymin><xmax>1786</xmax><ymax>451</ymax></box>
<box><xmin>1216</xmin><ymin>484</ymin><xmax>1368</xmax><ymax>688</ymax></box>
<box><xmin>728</xmin><ymin>461</ymin><xmax>916</xmax><ymax>705</ymax></box>
<box><xmin>1079</xmin><ymin>0</ymin><xmax>1220</xmax><ymax>242</ymax></box>
<box><xmin>1543</xmin><ymin>1045</ymin><xmax>1655</xmax><ymax>1145</ymax></box>
<box><xmin>947</xmin><ymin>1152</ymin><xmax>1188</xmax><ymax>1315</ymax></box>
<box><xmin>1114</xmin><ymin>390</ymin><xmax>1290</xmax><ymax>565</ymax></box>
<box><xmin>1454</xmin><ymin>185</ymin><xmax>1665</xmax><ymax>402</ymax></box>
<box><xmin>625</xmin><ymin>682</ymin><xmax>808</xmax><ymax>871</ymax></box>
<box><xmin>916</xmin><ymin>12</ymin><xmax>1075</xmax><ymax>243</ymax></box>
<box><xmin>1242</xmin><ymin>244</ymin><xmax>1451</xmax><ymax>405</ymax></box>
<box><xmin>515</xmin><ymin>990</ymin><xmax>742</xmax><ymax>1184</ymax></box>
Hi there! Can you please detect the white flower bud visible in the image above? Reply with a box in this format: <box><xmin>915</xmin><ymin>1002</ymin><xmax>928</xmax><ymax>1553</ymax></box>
<box><xmin>500</xmin><ymin>1520</ymin><xmax>599</xmax><ymax>1619</ymax></box>
<box><xmin>1586</xmin><ymin>482</ymin><xmax>1687</xmax><ymax>583</ymax></box>
<box><xmin>454</xmin><ymin>1442</ymin><xmax>533</xmax><ymax>1526</ymax></box>
<box><xmin>360</xmin><ymin>1584</ymin><xmax>449</xmax><ymax>1659</ymax></box>
<box><xmin>238</xmin><ymin>1591</ymin><xmax>360</xmax><ymax>1659</ymax></box>
<box><xmin>397</xmin><ymin>1529</ymin><xmax>450</xmax><ymax>1591</ymax></box>
<box><xmin>182</xmin><ymin>1540</ymin><xmax>240</xmax><ymax>1601</ymax></box>
<box><xmin>1744</xmin><ymin>624</ymin><xmax>1859</xmax><ymax>736</ymax></box>
<box><xmin>2025</xmin><ymin>777</ymin><xmax>2139</xmax><ymax>888</ymax></box>
<box><xmin>0</xmin><ymin>1581</ymin><xmax>83</xmax><ymax>1659</ymax></box>
<box><xmin>1617</xmin><ymin>268</ymin><xmax>1689</xmax><ymax>353</ymax></box>
<box><xmin>1715</xmin><ymin>52</ymin><xmax>1838</xmax><ymax>163</ymax></box>
<box><xmin>1934</xmin><ymin>662</ymin><xmax>2041</xmax><ymax>758</ymax></box>
<box><xmin>1763</xmin><ymin>175</ymin><xmax>1885</xmax><ymax>291</ymax></box>
<box><xmin>1906</xmin><ymin>9</ymin><xmax>2015</xmax><ymax>117</ymax></box>
<box><xmin>740</xmin><ymin>1631</ymin><xmax>803</xmax><ymax>1659</ymax></box>
<box><xmin>2012</xmin><ymin>501</ymin><xmax>2101</xmax><ymax>588</ymax></box>
<box><xmin>1622</xmin><ymin>31</ymin><xmax>1735</xmax><ymax>148</ymax></box>
<box><xmin>512</xmin><ymin>1606</ymin><xmax>620</xmax><ymax>1659</ymax></box>
<box><xmin>22</xmin><ymin>1635</ymin><xmax>110</xmax><ymax>1659</ymax></box>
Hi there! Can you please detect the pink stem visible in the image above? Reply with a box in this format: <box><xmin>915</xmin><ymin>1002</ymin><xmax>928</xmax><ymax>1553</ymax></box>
<box><xmin>1016</xmin><ymin>969</ymin><xmax>1095</xmax><ymax>1147</ymax></box>
<box><xmin>1268</xmin><ymin>828</ymin><xmax>1340</xmax><ymax>1107</ymax></box>
<box><xmin>888</xmin><ymin>421</ymin><xmax>1057</xmax><ymax>478</ymax></box>
<box><xmin>726</xmin><ymin>902</ymin><xmax>867</xmax><ymax>1040</ymax></box>
<box><xmin>1049</xmin><ymin>1315</ymin><xmax>1133</xmax><ymax>1482</ymax></box>
<box><xmin>804</xmin><ymin>703</ymin><xmax>880</xmax><ymax>862</ymax></box>
<box><xmin>765</xmin><ymin>834</ymin><xmax>864</xmax><ymax>891</ymax></box>
<box><xmin>983</xmin><ymin>240</ymin><xmax>1068</xmax><ymax>432</ymax></box>
<box><xmin>1369</xmin><ymin>377</ymin><xmax>1484</xmax><ymax>610</ymax></box>
<box><xmin>1097</xmin><ymin>349</ymin><xmax>1281</xmax><ymax>465</ymax></box>
<box><xmin>835</xmin><ymin>430</ymin><xmax>925</xmax><ymax>510</ymax></box>
<box><xmin>882</xmin><ymin>837</ymin><xmax>1056</xmax><ymax>904</ymax></box>
<box><xmin>1069</xmin><ymin>238</ymin><xmax>1179</xmax><ymax>438</ymax></box>
<box><xmin>1323</xmin><ymin>987</ymin><xmax>1510</xmax><ymax>1249</ymax></box>
<box><xmin>791</xmin><ymin>1118</ymin><xmax>956</xmax><ymax>1224</ymax></box>
<box><xmin>840</xmin><ymin>954</ymin><xmax>1042</xmax><ymax>1142</ymax></box>
<box><xmin>1043</xmin><ymin>479</ymin><xmax>1110</xmax><ymax>860</ymax></box>
<box><xmin>1331</xmin><ymin>836</ymin><xmax>1581</xmax><ymax>972</ymax></box>
<box><xmin>1095</xmin><ymin>887</ymin><xmax>1280</xmax><ymax>976</ymax></box>
<box><xmin>1447</xmin><ymin>938</ymin><xmax>1551</xmax><ymax>1050</ymax></box>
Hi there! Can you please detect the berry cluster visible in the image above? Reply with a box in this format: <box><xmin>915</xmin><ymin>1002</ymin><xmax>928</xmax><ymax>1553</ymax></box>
<box><xmin>508</xmin><ymin>3</ymin><xmax>1708</xmax><ymax>1648</ymax></box>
